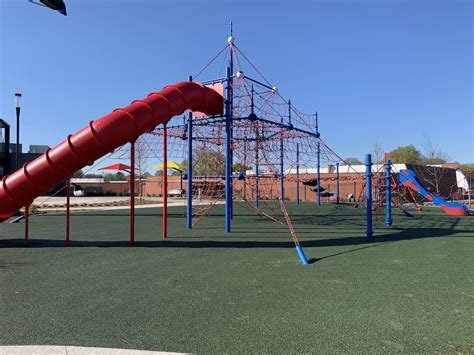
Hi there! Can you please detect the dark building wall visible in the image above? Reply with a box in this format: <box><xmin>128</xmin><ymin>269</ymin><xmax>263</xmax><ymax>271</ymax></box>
<box><xmin>406</xmin><ymin>164</ymin><xmax>458</xmax><ymax>198</ymax></box>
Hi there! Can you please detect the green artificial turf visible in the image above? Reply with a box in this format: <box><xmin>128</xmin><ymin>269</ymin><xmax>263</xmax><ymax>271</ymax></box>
<box><xmin>0</xmin><ymin>202</ymin><xmax>473</xmax><ymax>353</ymax></box>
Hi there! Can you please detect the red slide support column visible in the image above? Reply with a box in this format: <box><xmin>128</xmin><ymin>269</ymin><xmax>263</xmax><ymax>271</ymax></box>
<box><xmin>162</xmin><ymin>124</ymin><xmax>168</xmax><ymax>240</ymax></box>
<box><xmin>0</xmin><ymin>82</ymin><xmax>223</xmax><ymax>222</ymax></box>
<box><xmin>24</xmin><ymin>205</ymin><xmax>29</xmax><ymax>247</ymax></box>
<box><xmin>66</xmin><ymin>177</ymin><xmax>71</xmax><ymax>246</ymax></box>
<box><xmin>130</xmin><ymin>142</ymin><xmax>135</xmax><ymax>246</ymax></box>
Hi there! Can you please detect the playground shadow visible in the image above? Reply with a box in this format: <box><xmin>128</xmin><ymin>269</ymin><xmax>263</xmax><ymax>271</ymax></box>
<box><xmin>0</xmin><ymin>227</ymin><xmax>471</xmax><ymax>252</ymax></box>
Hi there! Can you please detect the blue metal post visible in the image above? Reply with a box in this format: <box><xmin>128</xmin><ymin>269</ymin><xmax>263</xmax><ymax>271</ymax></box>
<box><xmin>280</xmin><ymin>135</ymin><xmax>284</xmax><ymax>201</ymax></box>
<box><xmin>251</xmin><ymin>85</ymin><xmax>259</xmax><ymax>208</ymax></box>
<box><xmin>225</xmin><ymin>66</ymin><xmax>232</xmax><ymax>233</ymax></box>
<box><xmin>296</xmin><ymin>143</ymin><xmax>300</xmax><ymax>206</ymax></box>
<box><xmin>255</xmin><ymin>142</ymin><xmax>259</xmax><ymax>208</ymax></box>
<box><xmin>315</xmin><ymin>112</ymin><xmax>319</xmax><ymax>136</ymax></box>
<box><xmin>279</xmin><ymin>102</ymin><xmax>287</xmax><ymax>201</ymax></box>
<box><xmin>385</xmin><ymin>159</ymin><xmax>392</xmax><ymax>227</ymax></box>
<box><xmin>186</xmin><ymin>90</ymin><xmax>193</xmax><ymax>229</ymax></box>
<box><xmin>317</xmin><ymin>141</ymin><xmax>321</xmax><ymax>205</ymax></box>
<box><xmin>365</xmin><ymin>154</ymin><xmax>373</xmax><ymax>237</ymax></box>
<box><xmin>336</xmin><ymin>162</ymin><xmax>340</xmax><ymax>204</ymax></box>
<box><xmin>226</xmin><ymin>21</ymin><xmax>234</xmax><ymax>221</ymax></box>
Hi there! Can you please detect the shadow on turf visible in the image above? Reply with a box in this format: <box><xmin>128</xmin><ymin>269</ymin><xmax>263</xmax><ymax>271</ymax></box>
<box><xmin>0</xmin><ymin>227</ymin><xmax>471</xmax><ymax>253</ymax></box>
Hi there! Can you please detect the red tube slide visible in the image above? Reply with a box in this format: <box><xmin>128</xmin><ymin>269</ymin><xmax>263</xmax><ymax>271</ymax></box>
<box><xmin>0</xmin><ymin>81</ymin><xmax>223</xmax><ymax>222</ymax></box>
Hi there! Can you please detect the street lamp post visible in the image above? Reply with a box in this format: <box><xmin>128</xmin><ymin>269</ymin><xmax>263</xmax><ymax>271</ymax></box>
<box><xmin>14</xmin><ymin>93</ymin><xmax>22</xmax><ymax>171</ymax></box>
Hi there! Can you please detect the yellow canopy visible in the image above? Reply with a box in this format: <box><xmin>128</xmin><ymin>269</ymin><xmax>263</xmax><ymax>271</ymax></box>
<box><xmin>151</xmin><ymin>161</ymin><xmax>183</xmax><ymax>171</ymax></box>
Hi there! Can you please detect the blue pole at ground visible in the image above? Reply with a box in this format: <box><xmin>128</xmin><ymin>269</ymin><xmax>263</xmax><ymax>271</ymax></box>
<box><xmin>296</xmin><ymin>143</ymin><xmax>300</xmax><ymax>206</ymax></box>
<box><xmin>317</xmin><ymin>141</ymin><xmax>321</xmax><ymax>206</ymax></box>
<box><xmin>366</xmin><ymin>154</ymin><xmax>373</xmax><ymax>237</ymax></box>
<box><xmin>225</xmin><ymin>66</ymin><xmax>232</xmax><ymax>233</ymax></box>
<box><xmin>186</xmin><ymin>109</ymin><xmax>193</xmax><ymax>229</ymax></box>
<box><xmin>385</xmin><ymin>159</ymin><xmax>392</xmax><ymax>227</ymax></box>
<box><xmin>336</xmin><ymin>162</ymin><xmax>339</xmax><ymax>204</ymax></box>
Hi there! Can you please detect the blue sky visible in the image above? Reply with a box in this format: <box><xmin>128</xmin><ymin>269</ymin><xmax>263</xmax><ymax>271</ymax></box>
<box><xmin>0</xmin><ymin>0</ymin><xmax>472</xmax><ymax>168</ymax></box>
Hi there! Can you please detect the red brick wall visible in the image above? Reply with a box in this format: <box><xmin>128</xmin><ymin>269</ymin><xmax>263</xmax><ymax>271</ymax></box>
<box><xmin>76</xmin><ymin>173</ymin><xmax>368</xmax><ymax>202</ymax></box>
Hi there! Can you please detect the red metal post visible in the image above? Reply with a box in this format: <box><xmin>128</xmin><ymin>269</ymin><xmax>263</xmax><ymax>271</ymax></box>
<box><xmin>130</xmin><ymin>141</ymin><xmax>135</xmax><ymax>246</ymax></box>
<box><xmin>162</xmin><ymin>124</ymin><xmax>168</xmax><ymax>239</ymax></box>
<box><xmin>24</xmin><ymin>205</ymin><xmax>29</xmax><ymax>247</ymax></box>
<box><xmin>66</xmin><ymin>177</ymin><xmax>71</xmax><ymax>246</ymax></box>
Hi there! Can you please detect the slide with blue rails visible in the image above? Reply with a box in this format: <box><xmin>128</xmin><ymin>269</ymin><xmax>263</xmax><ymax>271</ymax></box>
<box><xmin>399</xmin><ymin>169</ymin><xmax>469</xmax><ymax>216</ymax></box>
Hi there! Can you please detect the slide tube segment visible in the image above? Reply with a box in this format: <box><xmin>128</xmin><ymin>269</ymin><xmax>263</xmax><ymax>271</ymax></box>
<box><xmin>0</xmin><ymin>81</ymin><xmax>223</xmax><ymax>222</ymax></box>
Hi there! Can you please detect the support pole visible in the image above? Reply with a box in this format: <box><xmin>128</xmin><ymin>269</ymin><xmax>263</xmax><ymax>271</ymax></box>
<box><xmin>336</xmin><ymin>162</ymin><xmax>340</xmax><ymax>204</ymax></box>
<box><xmin>385</xmin><ymin>159</ymin><xmax>392</xmax><ymax>227</ymax></box>
<box><xmin>279</xmin><ymin>101</ymin><xmax>288</xmax><ymax>201</ymax></box>
<box><xmin>315</xmin><ymin>112</ymin><xmax>319</xmax><ymax>136</ymax></box>
<box><xmin>468</xmin><ymin>171</ymin><xmax>471</xmax><ymax>209</ymax></box>
<box><xmin>365</xmin><ymin>154</ymin><xmax>373</xmax><ymax>237</ymax></box>
<box><xmin>255</xmin><ymin>140</ymin><xmax>259</xmax><ymax>208</ymax></box>
<box><xmin>280</xmin><ymin>132</ymin><xmax>284</xmax><ymax>201</ymax></box>
<box><xmin>66</xmin><ymin>177</ymin><xmax>71</xmax><ymax>246</ymax></box>
<box><xmin>24</xmin><ymin>204</ymin><xmax>29</xmax><ymax>247</ymax></box>
<box><xmin>162</xmin><ymin>124</ymin><xmax>168</xmax><ymax>239</ymax></box>
<box><xmin>296</xmin><ymin>143</ymin><xmax>300</xmax><ymax>206</ymax></box>
<box><xmin>252</xmin><ymin>85</ymin><xmax>259</xmax><ymax>208</ymax></box>
<box><xmin>186</xmin><ymin>109</ymin><xmax>193</xmax><ymax>229</ymax></box>
<box><xmin>130</xmin><ymin>141</ymin><xmax>135</xmax><ymax>246</ymax></box>
<box><xmin>228</xmin><ymin>30</ymin><xmax>235</xmax><ymax>221</ymax></box>
<box><xmin>225</xmin><ymin>66</ymin><xmax>232</xmax><ymax>233</ymax></box>
<box><xmin>317</xmin><ymin>141</ymin><xmax>321</xmax><ymax>205</ymax></box>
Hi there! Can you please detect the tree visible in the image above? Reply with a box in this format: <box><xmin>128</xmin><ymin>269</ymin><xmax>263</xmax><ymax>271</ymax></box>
<box><xmin>420</xmin><ymin>134</ymin><xmax>449</xmax><ymax>164</ymax></box>
<box><xmin>124</xmin><ymin>137</ymin><xmax>149</xmax><ymax>198</ymax></box>
<box><xmin>115</xmin><ymin>171</ymin><xmax>126</xmax><ymax>181</ymax></box>
<box><xmin>459</xmin><ymin>164</ymin><xmax>474</xmax><ymax>189</ymax></box>
<box><xmin>193</xmin><ymin>150</ymin><xmax>225</xmax><ymax>176</ymax></box>
<box><xmin>233</xmin><ymin>162</ymin><xmax>251</xmax><ymax>173</ymax></box>
<box><xmin>103</xmin><ymin>171</ymin><xmax>127</xmax><ymax>182</ymax></box>
<box><xmin>72</xmin><ymin>169</ymin><xmax>84</xmax><ymax>178</ymax></box>
<box><xmin>134</xmin><ymin>136</ymin><xmax>149</xmax><ymax>179</ymax></box>
<box><xmin>154</xmin><ymin>170</ymin><xmax>163</xmax><ymax>176</ymax></box>
<box><xmin>389</xmin><ymin>145</ymin><xmax>422</xmax><ymax>164</ymax></box>
<box><xmin>344</xmin><ymin>157</ymin><xmax>363</xmax><ymax>165</ymax></box>
<box><xmin>372</xmin><ymin>143</ymin><xmax>385</xmax><ymax>164</ymax></box>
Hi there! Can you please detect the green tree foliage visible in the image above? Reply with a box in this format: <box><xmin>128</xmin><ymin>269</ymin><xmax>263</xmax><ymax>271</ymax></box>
<box><xmin>233</xmin><ymin>162</ymin><xmax>251</xmax><ymax>173</ymax></box>
<box><xmin>194</xmin><ymin>150</ymin><xmax>225</xmax><ymax>176</ymax></box>
<box><xmin>389</xmin><ymin>145</ymin><xmax>422</xmax><ymax>164</ymax></box>
<box><xmin>179</xmin><ymin>150</ymin><xmax>225</xmax><ymax>176</ymax></box>
<box><xmin>103</xmin><ymin>171</ymin><xmax>127</xmax><ymax>182</ymax></box>
<box><xmin>72</xmin><ymin>169</ymin><xmax>84</xmax><ymax>178</ymax></box>
<box><xmin>344</xmin><ymin>157</ymin><xmax>363</xmax><ymax>165</ymax></box>
<box><xmin>459</xmin><ymin>164</ymin><xmax>474</xmax><ymax>187</ymax></box>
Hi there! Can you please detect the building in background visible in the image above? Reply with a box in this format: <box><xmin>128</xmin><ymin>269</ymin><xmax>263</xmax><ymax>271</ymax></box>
<box><xmin>0</xmin><ymin>118</ymin><xmax>49</xmax><ymax>179</ymax></box>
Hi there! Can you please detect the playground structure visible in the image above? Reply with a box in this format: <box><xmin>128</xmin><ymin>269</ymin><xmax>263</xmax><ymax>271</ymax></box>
<box><xmin>0</xmin><ymin>26</ymin><xmax>470</xmax><ymax>264</ymax></box>
<box><xmin>399</xmin><ymin>169</ymin><xmax>469</xmax><ymax>216</ymax></box>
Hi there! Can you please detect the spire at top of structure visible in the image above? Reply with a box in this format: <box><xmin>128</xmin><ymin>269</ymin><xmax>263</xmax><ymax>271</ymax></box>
<box><xmin>228</xmin><ymin>21</ymin><xmax>235</xmax><ymax>44</ymax></box>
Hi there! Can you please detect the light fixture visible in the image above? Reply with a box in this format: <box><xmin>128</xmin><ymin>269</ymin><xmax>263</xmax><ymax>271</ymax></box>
<box><xmin>29</xmin><ymin>0</ymin><xmax>67</xmax><ymax>16</ymax></box>
<box><xmin>14</xmin><ymin>93</ymin><xmax>22</xmax><ymax>108</ymax></box>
